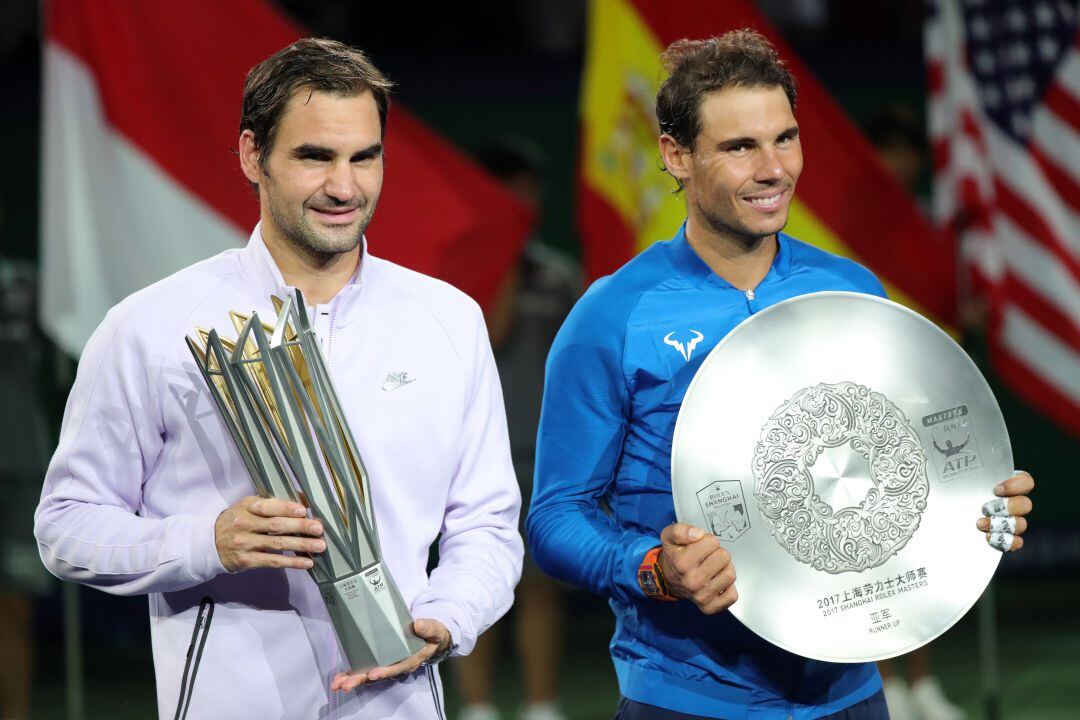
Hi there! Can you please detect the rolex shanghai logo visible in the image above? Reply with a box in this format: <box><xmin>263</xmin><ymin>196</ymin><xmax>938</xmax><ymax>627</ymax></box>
<box><xmin>664</xmin><ymin>330</ymin><xmax>704</xmax><ymax>362</ymax></box>
<box><xmin>696</xmin><ymin>480</ymin><xmax>750</xmax><ymax>542</ymax></box>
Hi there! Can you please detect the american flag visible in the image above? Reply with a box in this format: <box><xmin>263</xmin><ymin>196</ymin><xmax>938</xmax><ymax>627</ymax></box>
<box><xmin>927</xmin><ymin>0</ymin><xmax>1080</xmax><ymax>436</ymax></box>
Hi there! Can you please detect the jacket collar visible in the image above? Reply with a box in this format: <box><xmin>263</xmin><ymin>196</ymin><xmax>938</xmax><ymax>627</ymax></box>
<box><xmin>665</xmin><ymin>222</ymin><xmax>792</xmax><ymax>290</ymax></box>
<box><xmin>237</xmin><ymin>223</ymin><xmax>370</xmax><ymax>325</ymax></box>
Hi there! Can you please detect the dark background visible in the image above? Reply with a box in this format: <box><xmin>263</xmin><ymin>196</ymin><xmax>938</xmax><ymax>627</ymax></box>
<box><xmin>0</xmin><ymin>1</ymin><xmax>1075</xmax><ymax>718</ymax></box>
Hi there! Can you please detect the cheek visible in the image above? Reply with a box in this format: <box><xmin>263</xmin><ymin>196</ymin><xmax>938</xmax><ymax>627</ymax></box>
<box><xmin>357</xmin><ymin>164</ymin><xmax>384</xmax><ymax>195</ymax></box>
<box><xmin>274</xmin><ymin>168</ymin><xmax>325</xmax><ymax>203</ymax></box>
<box><xmin>784</xmin><ymin>146</ymin><xmax>805</xmax><ymax>182</ymax></box>
<box><xmin>706</xmin><ymin>166</ymin><xmax>748</xmax><ymax>204</ymax></box>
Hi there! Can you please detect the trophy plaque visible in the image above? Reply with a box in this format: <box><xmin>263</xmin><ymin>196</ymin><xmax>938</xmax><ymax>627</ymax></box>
<box><xmin>670</xmin><ymin>292</ymin><xmax>1011</xmax><ymax>662</ymax></box>
<box><xmin>187</xmin><ymin>289</ymin><xmax>425</xmax><ymax>672</ymax></box>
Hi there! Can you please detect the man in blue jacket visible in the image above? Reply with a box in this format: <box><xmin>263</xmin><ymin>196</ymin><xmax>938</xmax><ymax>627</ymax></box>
<box><xmin>527</xmin><ymin>30</ymin><xmax>1033</xmax><ymax>720</ymax></box>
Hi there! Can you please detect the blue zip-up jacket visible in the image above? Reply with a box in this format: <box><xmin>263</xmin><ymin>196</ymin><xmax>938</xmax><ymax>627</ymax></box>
<box><xmin>528</xmin><ymin>226</ymin><xmax>887</xmax><ymax>719</ymax></box>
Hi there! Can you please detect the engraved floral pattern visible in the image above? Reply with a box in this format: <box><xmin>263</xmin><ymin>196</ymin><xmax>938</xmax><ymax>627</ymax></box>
<box><xmin>752</xmin><ymin>382</ymin><xmax>929</xmax><ymax>574</ymax></box>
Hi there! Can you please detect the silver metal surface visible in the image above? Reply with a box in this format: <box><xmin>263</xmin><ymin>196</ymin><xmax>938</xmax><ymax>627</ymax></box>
<box><xmin>188</xmin><ymin>289</ymin><xmax>424</xmax><ymax>671</ymax></box>
<box><xmin>671</xmin><ymin>292</ymin><xmax>1011</xmax><ymax>663</ymax></box>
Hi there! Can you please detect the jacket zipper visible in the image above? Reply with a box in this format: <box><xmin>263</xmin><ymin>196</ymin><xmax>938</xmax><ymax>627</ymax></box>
<box><xmin>326</xmin><ymin>291</ymin><xmax>345</xmax><ymax>363</ymax></box>
<box><xmin>328</xmin><ymin>625</ymin><xmax>339</xmax><ymax>718</ymax></box>
<box><xmin>326</xmin><ymin>295</ymin><xmax>341</xmax><ymax>719</ymax></box>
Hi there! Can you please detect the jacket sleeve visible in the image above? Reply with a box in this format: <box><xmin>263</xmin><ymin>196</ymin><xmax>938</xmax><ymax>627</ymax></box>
<box><xmin>410</xmin><ymin>310</ymin><xmax>524</xmax><ymax>655</ymax></box>
<box><xmin>526</xmin><ymin>288</ymin><xmax>660</xmax><ymax>605</ymax></box>
<box><xmin>34</xmin><ymin>308</ymin><xmax>227</xmax><ymax>596</ymax></box>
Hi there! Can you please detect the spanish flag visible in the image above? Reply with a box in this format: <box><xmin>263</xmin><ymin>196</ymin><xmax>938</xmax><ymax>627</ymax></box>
<box><xmin>578</xmin><ymin>0</ymin><xmax>955</xmax><ymax>326</ymax></box>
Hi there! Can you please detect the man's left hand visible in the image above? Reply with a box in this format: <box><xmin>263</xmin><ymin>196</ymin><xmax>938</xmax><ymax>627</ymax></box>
<box><xmin>330</xmin><ymin>618</ymin><xmax>451</xmax><ymax>693</ymax></box>
<box><xmin>977</xmin><ymin>470</ymin><xmax>1034</xmax><ymax>552</ymax></box>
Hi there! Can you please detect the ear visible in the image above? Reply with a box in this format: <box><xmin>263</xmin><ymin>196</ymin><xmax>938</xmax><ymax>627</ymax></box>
<box><xmin>659</xmin><ymin>134</ymin><xmax>692</xmax><ymax>186</ymax></box>
<box><xmin>239</xmin><ymin>130</ymin><xmax>263</xmax><ymax>185</ymax></box>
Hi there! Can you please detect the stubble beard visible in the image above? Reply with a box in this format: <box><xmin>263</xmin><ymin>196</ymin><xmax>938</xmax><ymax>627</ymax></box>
<box><xmin>697</xmin><ymin>198</ymin><xmax>789</xmax><ymax>253</ymax></box>
<box><xmin>267</xmin><ymin>188</ymin><xmax>377</xmax><ymax>259</ymax></box>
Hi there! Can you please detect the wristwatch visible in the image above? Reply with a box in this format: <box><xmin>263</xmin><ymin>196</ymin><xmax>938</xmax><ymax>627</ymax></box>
<box><xmin>637</xmin><ymin>546</ymin><xmax>677</xmax><ymax>601</ymax></box>
<box><xmin>421</xmin><ymin>639</ymin><xmax>457</xmax><ymax>666</ymax></box>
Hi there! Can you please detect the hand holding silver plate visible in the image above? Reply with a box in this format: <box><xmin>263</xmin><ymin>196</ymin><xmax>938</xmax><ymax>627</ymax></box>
<box><xmin>671</xmin><ymin>291</ymin><xmax>1032</xmax><ymax>663</ymax></box>
<box><xmin>657</xmin><ymin>523</ymin><xmax>739</xmax><ymax>615</ymax></box>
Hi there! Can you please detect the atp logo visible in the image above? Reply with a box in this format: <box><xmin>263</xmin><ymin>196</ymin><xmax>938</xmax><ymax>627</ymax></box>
<box><xmin>922</xmin><ymin>404</ymin><xmax>983</xmax><ymax>481</ymax></box>
<box><xmin>363</xmin><ymin>566</ymin><xmax>387</xmax><ymax>594</ymax></box>
<box><xmin>663</xmin><ymin>330</ymin><xmax>704</xmax><ymax>362</ymax></box>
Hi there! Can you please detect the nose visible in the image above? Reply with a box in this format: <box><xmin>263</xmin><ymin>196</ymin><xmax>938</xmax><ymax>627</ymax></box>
<box><xmin>323</xmin><ymin>160</ymin><xmax>357</xmax><ymax>203</ymax></box>
<box><xmin>754</xmin><ymin>146</ymin><xmax>785</xmax><ymax>183</ymax></box>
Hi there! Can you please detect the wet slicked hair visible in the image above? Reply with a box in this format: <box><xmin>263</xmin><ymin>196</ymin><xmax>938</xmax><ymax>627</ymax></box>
<box><xmin>241</xmin><ymin>37</ymin><xmax>393</xmax><ymax>174</ymax></box>
<box><xmin>656</xmin><ymin>29</ymin><xmax>797</xmax><ymax>151</ymax></box>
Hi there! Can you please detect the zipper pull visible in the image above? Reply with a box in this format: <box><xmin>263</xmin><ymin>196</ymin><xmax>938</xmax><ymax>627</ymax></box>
<box><xmin>745</xmin><ymin>288</ymin><xmax>756</xmax><ymax>301</ymax></box>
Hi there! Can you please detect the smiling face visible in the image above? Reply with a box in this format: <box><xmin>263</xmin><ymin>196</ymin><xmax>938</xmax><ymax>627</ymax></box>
<box><xmin>241</xmin><ymin>88</ymin><xmax>384</xmax><ymax>258</ymax></box>
<box><xmin>662</xmin><ymin>85</ymin><xmax>803</xmax><ymax>248</ymax></box>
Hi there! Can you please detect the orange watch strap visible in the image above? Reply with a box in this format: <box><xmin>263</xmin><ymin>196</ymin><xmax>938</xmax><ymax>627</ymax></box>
<box><xmin>638</xmin><ymin>546</ymin><xmax>677</xmax><ymax>601</ymax></box>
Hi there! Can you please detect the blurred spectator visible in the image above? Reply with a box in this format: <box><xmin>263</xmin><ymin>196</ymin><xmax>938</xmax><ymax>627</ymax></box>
<box><xmin>452</xmin><ymin>138</ymin><xmax>580</xmax><ymax>720</ymax></box>
<box><xmin>0</xmin><ymin>258</ymin><xmax>54</xmax><ymax>720</ymax></box>
<box><xmin>879</xmin><ymin>660</ymin><xmax>965</xmax><ymax>720</ymax></box>
<box><xmin>864</xmin><ymin>106</ymin><xmax>928</xmax><ymax>206</ymax></box>
<box><xmin>865</xmin><ymin>106</ymin><xmax>967</xmax><ymax>720</ymax></box>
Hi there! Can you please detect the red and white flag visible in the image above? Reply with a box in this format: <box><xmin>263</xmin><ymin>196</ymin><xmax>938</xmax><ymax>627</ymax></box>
<box><xmin>42</xmin><ymin>0</ymin><xmax>532</xmax><ymax>356</ymax></box>
<box><xmin>927</xmin><ymin>0</ymin><xmax>1080</xmax><ymax>435</ymax></box>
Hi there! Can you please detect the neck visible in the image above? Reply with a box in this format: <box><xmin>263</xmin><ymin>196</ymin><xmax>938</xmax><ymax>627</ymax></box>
<box><xmin>260</xmin><ymin>224</ymin><xmax>360</xmax><ymax>306</ymax></box>
<box><xmin>684</xmin><ymin>214</ymin><xmax>777</xmax><ymax>291</ymax></box>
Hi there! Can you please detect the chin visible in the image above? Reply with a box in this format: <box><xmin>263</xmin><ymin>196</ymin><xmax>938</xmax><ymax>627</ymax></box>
<box><xmin>300</xmin><ymin>229</ymin><xmax>363</xmax><ymax>255</ymax></box>
<box><xmin>321</xmin><ymin>236</ymin><xmax>363</xmax><ymax>255</ymax></box>
<box><xmin>748</xmin><ymin>213</ymin><xmax>790</xmax><ymax>239</ymax></box>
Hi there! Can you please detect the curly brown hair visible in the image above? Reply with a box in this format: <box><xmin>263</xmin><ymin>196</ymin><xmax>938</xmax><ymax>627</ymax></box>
<box><xmin>656</xmin><ymin>29</ymin><xmax>796</xmax><ymax>151</ymax></box>
<box><xmin>241</xmin><ymin>38</ymin><xmax>394</xmax><ymax>176</ymax></box>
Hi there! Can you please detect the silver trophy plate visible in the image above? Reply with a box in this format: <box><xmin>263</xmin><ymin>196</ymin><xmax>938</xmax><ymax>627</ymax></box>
<box><xmin>671</xmin><ymin>292</ymin><xmax>1011</xmax><ymax>663</ymax></box>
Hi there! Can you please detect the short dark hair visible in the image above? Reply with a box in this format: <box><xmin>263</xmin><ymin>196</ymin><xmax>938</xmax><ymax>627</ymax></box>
<box><xmin>240</xmin><ymin>37</ymin><xmax>393</xmax><ymax>170</ymax></box>
<box><xmin>656</xmin><ymin>29</ymin><xmax>796</xmax><ymax>151</ymax></box>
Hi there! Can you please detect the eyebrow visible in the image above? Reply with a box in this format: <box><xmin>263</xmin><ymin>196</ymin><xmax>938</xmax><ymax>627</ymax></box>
<box><xmin>291</xmin><ymin>142</ymin><xmax>384</xmax><ymax>161</ymax></box>
<box><xmin>717</xmin><ymin>126</ymin><xmax>800</xmax><ymax>149</ymax></box>
<box><xmin>718</xmin><ymin>136</ymin><xmax>757</xmax><ymax>149</ymax></box>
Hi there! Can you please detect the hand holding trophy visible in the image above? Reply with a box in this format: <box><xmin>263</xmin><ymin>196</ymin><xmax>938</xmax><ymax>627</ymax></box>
<box><xmin>187</xmin><ymin>289</ymin><xmax>425</xmax><ymax>672</ymax></box>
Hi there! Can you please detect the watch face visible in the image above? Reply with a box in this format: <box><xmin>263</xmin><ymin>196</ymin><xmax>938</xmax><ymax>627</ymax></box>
<box><xmin>640</xmin><ymin>571</ymin><xmax>660</xmax><ymax>595</ymax></box>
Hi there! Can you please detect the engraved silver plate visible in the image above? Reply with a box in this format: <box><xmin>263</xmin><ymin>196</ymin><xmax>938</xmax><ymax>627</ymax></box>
<box><xmin>671</xmin><ymin>292</ymin><xmax>1011</xmax><ymax>663</ymax></box>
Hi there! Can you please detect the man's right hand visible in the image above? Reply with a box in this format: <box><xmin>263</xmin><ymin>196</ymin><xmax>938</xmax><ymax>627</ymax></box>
<box><xmin>658</xmin><ymin>523</ymin><xmax>738</xmax><ymax>615</ymax></box>
<box><xmin>215</xmin><ymin>496</ymin><xmax>325</xmax><ymax>572</ymax></box>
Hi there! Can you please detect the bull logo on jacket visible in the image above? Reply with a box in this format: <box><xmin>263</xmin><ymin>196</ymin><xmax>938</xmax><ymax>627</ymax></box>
<box><xmin>663</xmin><ymin>330</ymin><xmax>704</xmax><ymax>362</ymax></box>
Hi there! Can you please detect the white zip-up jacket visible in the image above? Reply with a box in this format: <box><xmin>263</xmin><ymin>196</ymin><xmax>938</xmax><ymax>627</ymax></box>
<box><xmin>35</xmin><ymin>226</ymin><xmax>524</xmax><ymax>719</ymax></box>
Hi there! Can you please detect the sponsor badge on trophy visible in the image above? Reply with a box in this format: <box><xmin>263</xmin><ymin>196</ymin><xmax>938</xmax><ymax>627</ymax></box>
<box><xmin>186</xmin><ymin>289</ymin><xmax>425</xmax><ymax>672</ymax></box>
<box><xmin>671</xmin><ymin>292</ymin><xmax>1011</xmax><ymax>662</ymax></box>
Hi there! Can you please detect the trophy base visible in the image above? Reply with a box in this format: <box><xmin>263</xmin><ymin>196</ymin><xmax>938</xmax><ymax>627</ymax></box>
<box><xmin>319</xmin><ymin>562</ymin><xmax>427</xmax><ymax>672</ymax></box>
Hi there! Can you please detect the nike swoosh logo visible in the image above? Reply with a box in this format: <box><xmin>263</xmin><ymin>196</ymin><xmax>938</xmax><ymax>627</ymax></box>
<box><xmin>381</xmin><ymin>372</ymin><xmax>416</xmax><ymax>392</ymax></box>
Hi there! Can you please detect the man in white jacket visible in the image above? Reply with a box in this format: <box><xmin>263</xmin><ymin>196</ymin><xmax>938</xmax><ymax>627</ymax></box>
<box><xmin>35</xmin><ymin>37</ymin><xmax>523</xmax><ymax>719</ymax></box>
